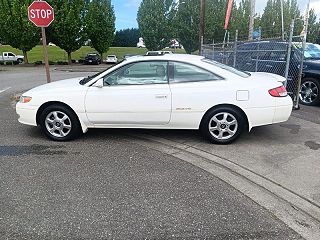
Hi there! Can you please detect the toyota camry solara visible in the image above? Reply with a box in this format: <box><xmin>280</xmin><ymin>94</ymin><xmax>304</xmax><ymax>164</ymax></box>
<box><xmin>16</xmin><ymin>54</ymin><xmax>292</xmax><ymax>144</ymax></box>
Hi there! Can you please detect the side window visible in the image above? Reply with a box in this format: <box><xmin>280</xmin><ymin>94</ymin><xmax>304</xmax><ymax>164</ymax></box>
<box><xmin>8</xmin><ymin>53</ymin><xmax>15</xmax><ymax>57</ymax></box>
<box><xmin>103</xmin><ymin>61</ymin><xmax>168</xmax><ymax>86</ymax></box>
<box><xmin>171</xmin><ymin>62</ymin><xmax>222</xmax><ymax>83</ymax></box>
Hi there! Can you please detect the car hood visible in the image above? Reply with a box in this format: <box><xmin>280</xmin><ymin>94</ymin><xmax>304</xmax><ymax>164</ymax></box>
<box><xmin>17</xmin><ymin>55</ymin><xmax>24</xmax><ymax>59</ymax></box>
<box><xmin>24</xmin><ymin>77</ymin><xmax>84</xmax><ymax>95</ymax></box>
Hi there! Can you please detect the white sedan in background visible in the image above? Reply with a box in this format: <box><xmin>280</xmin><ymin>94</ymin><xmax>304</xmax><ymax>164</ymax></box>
<box><xmin>106</xmin><ymin>55</ymin><xmax>118</xmax><ymax>64</ymax></box>
<box><xmin>16</xmin><ymin>54</ymin><xmax>292</xmax><ymax>144</ymax></box>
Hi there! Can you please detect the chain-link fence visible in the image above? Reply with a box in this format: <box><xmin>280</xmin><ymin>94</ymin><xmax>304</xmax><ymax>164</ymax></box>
<box><xmin>201</xmin><ymin>24</ymin><xmax>305</xmax><ymax>108</ymax></box>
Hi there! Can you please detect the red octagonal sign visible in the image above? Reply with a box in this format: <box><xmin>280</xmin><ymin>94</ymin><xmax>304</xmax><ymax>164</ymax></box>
<box><xmin>28</xmin><ymin>1</ymin><xmax>54</xmax><ymax>27</ymax></box>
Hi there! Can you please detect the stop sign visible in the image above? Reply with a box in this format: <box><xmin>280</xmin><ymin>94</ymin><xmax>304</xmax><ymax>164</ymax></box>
<box><xmin>28</xmin><ymin>1</ymin><xmax>54</xmax><ymax>27</ymax></box>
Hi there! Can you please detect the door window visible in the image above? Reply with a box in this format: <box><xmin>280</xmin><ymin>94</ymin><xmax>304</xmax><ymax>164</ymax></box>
<box><xmin>8</xmin><ymin>53</ymin><xmax>15</xmax><ymax>57</ymax></box>
<box><xmin>103</xmin><ymin>61</ymin><xmax>168</xmax><ymax>86</ymax></box>
<box><xmin>171</xmin><ymin>62</ymin><xmax>222</xmax><ymax>83</ymax></box>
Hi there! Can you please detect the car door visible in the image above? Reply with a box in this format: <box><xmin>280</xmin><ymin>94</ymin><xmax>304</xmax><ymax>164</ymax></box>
<box><xmin>168</xmin><ymin>61</ymin><xmax>226</xmax><ymax>127</ymax></box>
<box><xmin>85</xmin><ymin>61</ymin><xmax>172</xmax><ymax>125</ymax></box>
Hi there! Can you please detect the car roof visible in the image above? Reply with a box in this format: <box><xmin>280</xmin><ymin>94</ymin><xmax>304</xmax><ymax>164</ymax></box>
<box><xmin>125</xmin><ymin>54</ymin><xmax>204</xmax><ymax>63</ymax></box>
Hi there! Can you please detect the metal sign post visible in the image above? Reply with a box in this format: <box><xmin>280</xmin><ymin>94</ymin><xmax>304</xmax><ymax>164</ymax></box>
<box><xmin>41</xmin><ymin>27</ymin><xmax>51</xmax><ymax>83</ymax></box>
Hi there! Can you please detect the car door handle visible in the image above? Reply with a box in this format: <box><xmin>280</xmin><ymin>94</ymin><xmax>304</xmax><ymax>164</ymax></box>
<box><xmin>155</xmin><ymin>95</ymin><xmax>168</xmax><ymax>99</ymax></box>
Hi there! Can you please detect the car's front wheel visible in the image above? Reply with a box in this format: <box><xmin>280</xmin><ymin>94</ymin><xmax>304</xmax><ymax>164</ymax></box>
<box><xmin>39</xmin><ymin>105</ymin><xmax>81</xmax><ymax>141</ymax></box>
<box><xmin>299</xmin><ymin>78</ymin><xmax>320</xmax><ymax>106</ymax></box>
<box><xmin>200</xmin><ymin>107</ymin><xmax>245</xmax><ymax>144</ymax></box>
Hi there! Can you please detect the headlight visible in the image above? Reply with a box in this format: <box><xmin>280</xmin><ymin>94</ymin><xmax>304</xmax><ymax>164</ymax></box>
<box><xmin>19</xmin><ymin>96</ymin><xmax>32</xmax><ymax>103</ymax></box>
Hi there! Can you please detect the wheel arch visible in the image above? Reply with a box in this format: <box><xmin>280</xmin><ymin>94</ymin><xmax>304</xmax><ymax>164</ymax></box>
<box><xmin>36</xmin><ymin>101</ymin><xmax>88</xmax><ymax>133</ymax></box>
<box><xmin>200</xmin><ymin>104</ymin><xmax>250</xmax><ymax>131</ymax></box>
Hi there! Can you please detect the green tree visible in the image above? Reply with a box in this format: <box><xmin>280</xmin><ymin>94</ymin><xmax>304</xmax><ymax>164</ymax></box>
<box><xmin>48</xmin><ymin>0</ymin><xmax>85</xmax><ymax>64</ymax></box>
<box><xmin>85</xmin><ymin>0</ymin><xmax>115</xmax><ymax>57</ymax></box>
<box><xmin>307</xmin><ymin>9</ymin><xmax>319</xmax><ymax>43</ymax></box>
<box><xmin>137</xmin><ymin>0</ymin><xmax>176</xmax><ymax>50</ymax></box>
<box><xmin>174</xmin><ymin>0</ymin><xmax>199</xmax><ymax>53</ymax></box>
<box><xmin>113</xmin><ymin>28</ymin><xmax>141</xmax><ymax>47</ymax></box>
<box><xmin>260</xmin><ymin>0</ymin><xmax>302</xmax><ymax>39</ymax></box>
<box><xmin>233</xmin><ymin>0</ymin><xmax>251</xmax><ymax>40</ymax></box>
<box><xmin>0</xmin><ymin>0</ymin><xmax>40</xmax><ymax>63</ymax></box>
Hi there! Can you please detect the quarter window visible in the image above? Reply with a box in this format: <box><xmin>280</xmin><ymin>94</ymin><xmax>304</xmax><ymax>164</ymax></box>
<box><xmin>103</xmin><ymin>61</ymin><xmax>168</xmax><ymax>86</ymax></box>
<box><xmin>171</xmin><ymin>62</ymin><xmax>222</xmax><ymax>83</ymax></box>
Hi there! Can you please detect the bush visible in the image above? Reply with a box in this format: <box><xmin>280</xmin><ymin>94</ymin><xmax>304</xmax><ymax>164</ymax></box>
<box><xmin>57</xmin><ymin>61</ymin><xmax>68</xmax><ymax>65</ymax></box>
<box><xmin>48</xmin><ymin>61</ymin><xmax>56</xmax><ymax>65</ymax></box>
<box><xmin>34</xmin><ymin>61</ymin><xmax>43</xmax><ymax>65</ymax></box>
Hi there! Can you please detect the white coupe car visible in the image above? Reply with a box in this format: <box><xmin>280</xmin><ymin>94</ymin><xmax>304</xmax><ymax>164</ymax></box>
<box><xmin>16</xmin><ymin>54</ymin><xmax>292</xmax><ymax>144</ymax></box>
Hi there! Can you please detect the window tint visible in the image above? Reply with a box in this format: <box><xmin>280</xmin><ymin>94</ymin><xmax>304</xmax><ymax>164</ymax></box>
<box><xmin>103</xmin><ymin>61</ymin><xmax>168</xmax><ymax>86</ymax></box>
<box><xmin>8</xmin><ymin>53</ymin><xmax>15</xmax><ymax>57</ymax></box>
<box><xmin>172</xmin><ymin>62</ymin><xmax>222</xmax><ymax>83</ymax></box>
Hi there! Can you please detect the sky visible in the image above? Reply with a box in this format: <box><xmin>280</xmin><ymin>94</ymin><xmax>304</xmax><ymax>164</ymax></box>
<box><xmin>113</xmin><ymin>0</ymin><xmax>320</xmax><ymax>30</ymax></box>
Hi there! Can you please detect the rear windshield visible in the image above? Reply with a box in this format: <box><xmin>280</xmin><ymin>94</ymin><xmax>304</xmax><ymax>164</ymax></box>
<box><xmin>202</xmin><ymin>59</ymin><xmax>250</xmax><ymax>78</ymax></box>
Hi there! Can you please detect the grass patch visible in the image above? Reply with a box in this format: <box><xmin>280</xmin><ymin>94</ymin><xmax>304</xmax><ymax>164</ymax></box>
<box><xmin>0</xmin><ymin>45</ymin><xmax>186</xmax><ymax>63</ymax></box>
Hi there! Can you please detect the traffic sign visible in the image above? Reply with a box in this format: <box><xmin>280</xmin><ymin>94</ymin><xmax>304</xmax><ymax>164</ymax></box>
<box><xmin>28</xmin><ymin>1</ymin><xmax>54</xmax><ymax>27</ymax></box>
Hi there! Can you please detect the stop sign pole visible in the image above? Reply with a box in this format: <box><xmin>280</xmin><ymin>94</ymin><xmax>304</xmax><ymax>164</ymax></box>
<box><xmin>28</xmin><ymin>1</ymin><xmax>54</xmax><ymax>83</ymax></box>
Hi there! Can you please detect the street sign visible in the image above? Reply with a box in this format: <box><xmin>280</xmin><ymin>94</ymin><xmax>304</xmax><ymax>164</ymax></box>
<box><xmin>28</xmin><ymin>1</ymin><xmax>54</xmax><ymax>83</ymax></box>
<box><xmin>28</xmin><ymin>1</ymin><xmax>54</xmax><ymax>28</ymax></box>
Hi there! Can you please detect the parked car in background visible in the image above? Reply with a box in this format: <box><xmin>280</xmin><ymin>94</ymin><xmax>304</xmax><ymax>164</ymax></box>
<box><xmin>146</xmin><ymin>51</ymin><xmax>173</xmax><ymax>56</ymax></box>
<box><xmin>84</xmin><ymin>53</ymin><xmax>101</xmax><ymax>65</ymax></box>
<box><xmin>48</xmin><ymin>42</ymin><xmax>56</xmax><ymax>47</ymax></box>
<box><xmin>16</xmin><ymin>54</ymin><xmax>292</xmax><ymax>144</ymax></box>
<box><xmin>226</xmin><ymin>41</ymin><xmax>320</xmax><ymax>106</ymax></box>
<box><xmin>137</xmin><ymin>37</ymin><xmax>146</xmax><ymax>48</ymax></box>
<box><xmin>106</xmin><ymin>55</ymin><xmax>118</xmax><ymax>64</ymax></box>
<box><xmin>0</xmin><ymin>52</ymin><xmax>24</xmax><ymax>63</ymax></box>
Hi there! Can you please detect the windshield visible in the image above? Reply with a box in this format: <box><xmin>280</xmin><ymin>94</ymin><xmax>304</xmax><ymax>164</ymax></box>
<box><xmin>79</xmin><ymin>60</ymin><xmax>125</xmax><ymax>85</ymax></box>
<box><xmin>294</xmin><ymin>43</ymin><xmax>320</xmax><ymax>59</ymax></box>
<box><xmin>202</xmin><ymin>59</ymin><xmax>251</xmax><ymax>78</ymax></box>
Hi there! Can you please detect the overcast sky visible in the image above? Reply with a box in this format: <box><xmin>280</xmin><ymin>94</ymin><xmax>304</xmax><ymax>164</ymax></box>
<box><xmin>113</xmin><ymin>0</ymin><xmax>320</xmax><ymax>30</ymax></box>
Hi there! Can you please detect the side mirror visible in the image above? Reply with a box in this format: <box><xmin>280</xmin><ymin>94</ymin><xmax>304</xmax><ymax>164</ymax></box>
<box><xmin>93</xmin><ymin>78</ymin><xmax>104</xmax><ymax>88</ymax></box>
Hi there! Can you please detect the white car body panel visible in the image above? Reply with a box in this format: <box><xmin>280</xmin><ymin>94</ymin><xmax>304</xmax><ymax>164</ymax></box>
<box><xmin>16</xmin><ymin>54</ymin><xmax>293</xmax><ymax>135</ymax></box>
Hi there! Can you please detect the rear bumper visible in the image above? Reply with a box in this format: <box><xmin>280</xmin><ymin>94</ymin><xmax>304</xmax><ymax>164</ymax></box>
<box><xmin>16</xmin><ymin>104</ymin><xmax>37</xmax><ymax>126</ymax></box>
<box><xmin>246</xmin><ymin>97</ymin><xmax>293</xmax><ymax>129</ymax></box>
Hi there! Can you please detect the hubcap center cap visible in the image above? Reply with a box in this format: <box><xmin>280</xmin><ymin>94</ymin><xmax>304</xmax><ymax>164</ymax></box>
<box><xmin>55</xmin><ymin>122</ymin><xmax>61</xmax><ymax>127</ymax></box>
<box><xmin>220</xmin><ymin>123</ymin><xmax>227</xmax><ymax>129</ymax></box>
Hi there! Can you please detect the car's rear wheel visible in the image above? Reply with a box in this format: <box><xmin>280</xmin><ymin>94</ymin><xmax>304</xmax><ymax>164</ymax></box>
<box><xmin>39</xmin><ymin>105</ymin><xmax>81</xmax><ymax>141</ymax></box>
<box><xmin>200</xmin><ymin>107</ymin><xmax>245</xmax><ymax>144</ymax></box>
<box><xmin>300</xmin><ymin>78</ymin><xmax>320</xmax><ymax>106</ymax></box>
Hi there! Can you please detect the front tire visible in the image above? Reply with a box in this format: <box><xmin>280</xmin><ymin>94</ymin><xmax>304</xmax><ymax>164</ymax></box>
<box><xmin>200</xmin><ymin>107</ymin><xmax>245</xmax><ymax>144</ymax></box>
<box><xmin>299</xmin><ymin>78</ymin><xmax>320</xmax><ymax>106</ymax></box>
<box><xmin>39</xmin><ymin>105</ymin><xmax>81</xmax><ymax>141</ymax></box>
<box><xmin>17</xmin><ymin>58</ymin><xmax>23</xmax><ymax>64</ymax></box>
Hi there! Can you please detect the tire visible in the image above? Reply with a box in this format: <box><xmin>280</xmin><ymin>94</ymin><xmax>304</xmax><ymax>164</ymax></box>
<box><xmin>200</xmin><ymin>106</ymin><xmax>245</xmax><ymax>144</ymax></box>
<box><xmin>299</xmin><ymin>78</ymin><xmax>320</xmax><ymax>106</ymax></box>
<box><xmin>17</xmin><ymin>58</ymin><xmax>23</xmax><ymax>64</ymax></box>
<box><xmin>39</xmin><ymin>104</ymin><xmax>81</xmax><ymax>141</ymax></box>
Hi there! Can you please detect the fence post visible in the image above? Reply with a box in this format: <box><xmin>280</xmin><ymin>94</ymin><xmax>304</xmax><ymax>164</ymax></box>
<box><xmin>200</xmin><ymin>36</ymin><xmax>204</xmax><ymax>56</ymax></box>
<box><xmin>212</xmin><ymin>39</ymin><xmax>214</xmax><ymax>60</ymax></box>
<box><xmin>255</xmin><ymin>36</ymin><xmax>260</xmax><ymax>72</ymax></box>
<box><xmin>233</xmin><ymin>30</ymin><xmax>238</xmax><ymax>68</ymax></box>
<box><xmin>284</xmin><ymin>19</ymin><xmax>294</xmax><ymax>88</ymax></box>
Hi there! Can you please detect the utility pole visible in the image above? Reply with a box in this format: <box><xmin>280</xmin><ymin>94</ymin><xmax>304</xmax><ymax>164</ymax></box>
<box><xmin>248</xmin><ymin>0</ymin><xmax>255</xmax><ymax>40</ymax></box>
<box><xmin>281</xmin><ymin>0</ymin><xmax>284</xmax><ymax>40</ymax></box>
<box><xmin>199</xmin><ymin>0</ymin><xmax>205</xmax><ymax>53</ymax></box>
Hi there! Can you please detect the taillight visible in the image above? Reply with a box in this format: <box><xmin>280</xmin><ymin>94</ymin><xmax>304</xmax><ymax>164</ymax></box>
<box><xmin>268</xmin><ymin>86</ymin><xmax>288</xmax><ymax>97</ymax></box>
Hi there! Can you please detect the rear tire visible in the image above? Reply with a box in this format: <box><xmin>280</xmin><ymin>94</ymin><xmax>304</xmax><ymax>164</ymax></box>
<box><xmin>200</xmin><ymin>106</ymin><xmax>245</xmax><ymax>144</ymax></box>
<box><xmin>299</xmin><ymin>78</ymin><xmax>320</xmax><ymax>106</ymax></box>
<box><xmin>39</xmin><ymin>105</ymin><xmax>81</xmax><ymax>141</ymax></box>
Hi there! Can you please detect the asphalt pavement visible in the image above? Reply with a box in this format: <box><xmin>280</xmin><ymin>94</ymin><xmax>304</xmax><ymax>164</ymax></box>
<box><xmin>0</xmin><ymin>66</ymin><xmax>303</xmax><ymax>239</ymax></box>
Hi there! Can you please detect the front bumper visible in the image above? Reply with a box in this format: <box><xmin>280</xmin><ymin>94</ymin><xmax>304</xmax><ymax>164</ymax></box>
<box><xmin>16</xmin><ymin>104</ymin><xmax>38</xmax><ymax>126</ymax></box>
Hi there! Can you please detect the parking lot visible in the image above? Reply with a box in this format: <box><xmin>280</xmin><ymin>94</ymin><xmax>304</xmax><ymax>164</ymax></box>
<box><xmin>0</xmin><ymin>65</ymin><xmax>320</xmax><ymax>239</ymax></box>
